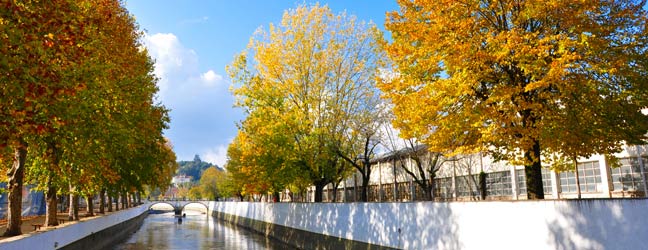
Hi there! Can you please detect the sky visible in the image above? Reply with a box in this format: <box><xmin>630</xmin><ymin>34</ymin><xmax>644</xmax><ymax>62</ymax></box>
<box><xmin>124</xmin><ymin>1</ymin><xmax>400</xmax><ymax>167</ymax></box>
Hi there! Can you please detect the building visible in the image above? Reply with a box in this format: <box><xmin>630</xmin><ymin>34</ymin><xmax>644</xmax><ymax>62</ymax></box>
<box><xmin>311</xmin><ymin>144</ymin><xmax>647</xmax><ymax>202</ymax></box>
<box><xmin>171</xmin><ymin>175</ymin><xmax>192</xmax><ymax>187</ymax></box>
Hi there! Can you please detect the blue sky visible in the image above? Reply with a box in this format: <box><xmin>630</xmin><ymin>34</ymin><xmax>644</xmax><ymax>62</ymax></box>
<box><xmin>125</xmin><ymin>1</ymin><xmax>399</xmax><ymax>166</ymax></box>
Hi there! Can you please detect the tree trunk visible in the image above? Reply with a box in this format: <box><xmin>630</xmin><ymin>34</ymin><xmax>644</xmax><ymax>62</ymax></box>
<box><xmin>574</xmin><ymin>157</ymin><xmax>582</xmax><ymax>199</ymax></box>
<box><xmin>136</xmin><ymin>192</ymin><xmax>141</xmax><ymax>205</ymax></box>
<box><xmin>114</xmin><ymin>194</ymin><xmax>119</xmax><ymax>211</ymax></box>
<box><xmin>479</xmin><ymin>171</ymin><xmax>487</xmax><ymax>200</ymax></box>
<box><xmin>524</xmin><ymin>139</ymin><xmax>544</xmax><ymax>199</ymax></box>
<box><xmin>330</xmin><ymin>183</ymin><xmax>339</xmax><ymax>202</ymax></box>
<box><xmin>314</xmin><ymin>182</ymin><xmax>326</xmax><ymax>202</ymax></box>
<box><xmin>3</xmin><ymin>142</ymin><xmax>28</xmax><ymax>236</ymax></box>
<box><xmin>45</xmin><ymin>180</ymin><xmax>59</xmax><ymax>226</ymax></box>
<box><xmin>360</xmin><ymin>175</ymin><xmax>369</xmax><ymax>202</ymax></box>
<box><xmin>109</xmin><ymin>194</ymin><xmax>114</xmax><ymax>212</ymax></box>
<box><xmin>121</xmin><ymin>192</ymin><xmax>127</xmax><ymax>209</ymax></box>
<box><xmin>99</xmin><ymin>189</ymin><xmax>106</xmax><ymax>214</ymax></box>
<box><xmin>424</xmin><ymin>179</ymin><xmax>433</xmax><ymax>201</ymax></box>
<box><xmin>69</xmin><ymin>192</ymin><xmax>79</xmax><ymax>221</ymax></box>
<box><xmin>85</xmin><ymin>195</ymin><xmax>94</xmax><ymax>216</ymax></box>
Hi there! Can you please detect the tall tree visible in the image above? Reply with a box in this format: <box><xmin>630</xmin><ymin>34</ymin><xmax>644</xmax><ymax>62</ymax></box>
<box><xmin>0</xmin><ymin>0</ymin><xmax>96</xmax><ymax>235</ymax></box>
<box><xmin>1</xmin><ymin>0</ymin><xmax>173</xmax><ymax>234</ymax></box>
<box><xmin>381</xmin><ymin>0</ymin><xmax>648</xmax><ymax>199</ymax></box>
<box><xmin>228</xmin><ymin>4</ymin><xmax>386</xmax><ymax>202</ymax></box>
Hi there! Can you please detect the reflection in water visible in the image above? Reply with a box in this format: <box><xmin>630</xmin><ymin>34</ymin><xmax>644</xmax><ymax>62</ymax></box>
<box><xmin>114</xmin><ymin>210</ymin><xmax>293</xmax><ymax>250</ymax></box>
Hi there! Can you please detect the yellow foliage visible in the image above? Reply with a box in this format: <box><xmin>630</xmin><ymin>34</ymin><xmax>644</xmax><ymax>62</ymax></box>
<box><xmin>227</xmin><ymin>3</ymin><xmax>386</xmax><ymax>195</ymax></box>
<box><xmin>381</xmin><ymin>0</ymin><xmax>648</xmax><ymax>167</ymax></box>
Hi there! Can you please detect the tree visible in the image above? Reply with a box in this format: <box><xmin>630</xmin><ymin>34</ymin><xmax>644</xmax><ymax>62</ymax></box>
<box><xmin>1</xmin><ymin>0</ymin><xmax>173</xmax><ymax>234</ymax></box>
<box><xmin>0</xmin><ymin>0</ymin><xmax>99</xmax><ymax>235</ymax></box>
<box><xmin>228</xmin><ymin>4</ymin><xmax>386</xmax><ymax>202</ymax></box>
<box><xmin>199</xmin><ymin>167</ymin><xmax>223</xmax><ymax>200</ymax></box>
<box><xmin>381</xmin><ymin>0</ymin><xmax>648</xmax><ymax>199</ymax></box>
<box><xmin>225</xmin><ymin>130</ymin><xmax>291</xmax><ymax>200</ymax></box>
<box><xmin>333</xmin><ymin>95</ymin><xmax>388</xmax><ymax>202</ymax></box>
<box><xmin>188</xmin><ymin>186</ymin><xmax>202</xmax><ymax>200</ymax></box>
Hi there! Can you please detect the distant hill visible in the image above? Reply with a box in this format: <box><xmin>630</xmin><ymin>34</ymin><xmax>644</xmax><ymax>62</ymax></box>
<box><xmin>176</xmin><ymin>155</ymin><xmax>221</xmax><ymax>182</ymax></box>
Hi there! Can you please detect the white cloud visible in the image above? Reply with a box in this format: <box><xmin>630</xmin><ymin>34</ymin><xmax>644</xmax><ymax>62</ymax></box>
<box><xmin>142</xmin><ymin>33</ymin><xmax>198</xmax><ymax>101</ymax></box>
<box><xmin>203</xmin><ymin>144</ymin><xmax>229</xmax><ymax>168</ymax></box>
<box><xmin>141</xmin><ymin>32</ymin><xmax>243</xmax><ymax>163</ymax></box>
<box><xmin>200</xmin><ymin>70</ymin><xmax>223</xmax><ymax>86</ymax></box>
<box><xmin>179</xmin><ymin>16</ymin><xmax>209</xmax><ymax>26</ymax></box>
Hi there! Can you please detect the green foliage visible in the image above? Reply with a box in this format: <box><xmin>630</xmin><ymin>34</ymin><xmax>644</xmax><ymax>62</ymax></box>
<box><xmin>198</xmin><ymin>167</ymin><xmax>222</xmax><ymax>200</ymax></box>
<box><xmin>0</xmin><ymin>0</ymin><xmax>176</xmax><ymax>232</ymax></box>
<box><xmin>177</xmin><ymin>155</ymin><xmax>215</xmax><ymax>183</ymax></box>
<box><xmin>188</xmin><ymin>186</ymin><xmax>202</xmax><ymax>200</ymax></box>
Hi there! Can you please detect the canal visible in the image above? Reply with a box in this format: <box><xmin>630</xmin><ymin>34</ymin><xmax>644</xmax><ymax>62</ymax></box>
<box><xmin>114</xmin><ymin>209</ymin><xmax>294</xmax><ymax>250</ymax></box>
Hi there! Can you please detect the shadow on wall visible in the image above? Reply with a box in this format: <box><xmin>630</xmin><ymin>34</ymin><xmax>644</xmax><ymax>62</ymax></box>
<box><xmin>270</xmin><ymin>201</ymin><xmax>460</xmax><ymax>249</ymax></box>
<box><xmin>547</xmin><ymin>199</ymin><xmax>648</xmax><ymax>250</ymax></box>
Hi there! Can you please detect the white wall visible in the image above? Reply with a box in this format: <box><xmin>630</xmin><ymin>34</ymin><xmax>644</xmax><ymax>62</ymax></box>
<box><xmin>0</xmin><ymin>204</ymin><xmax>149</xmax><ymax>250</ymax></box>
<box><xmin>210</xmin><ymin>199</ymin><xmax>648</xmax><ymax>250</ymax></box>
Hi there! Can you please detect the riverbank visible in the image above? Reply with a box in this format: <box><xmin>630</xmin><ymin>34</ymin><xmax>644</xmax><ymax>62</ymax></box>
<box><xmin>0</xmin><ymin>204</ymin><xmax>149</xmax><ymax>250</ymax></box>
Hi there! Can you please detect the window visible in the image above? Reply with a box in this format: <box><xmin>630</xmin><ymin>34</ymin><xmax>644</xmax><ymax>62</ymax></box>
<box><xmin>486</xmin><ymin>171</ymin><xmax>512</xmax><ymax>196</ymax></box>
<box><xmin>515</xmin><ymin>168</ymin><xmax>553</xmax><ymax>195</ymax></box>
<box><xmin>516</xmin><ymin>169</ymin><xmax>526</xmax><ymax>195</ymax></box>
<box><xmin>611</xmin><ymin>157</ymin><xmax>647</xmax><ymax>192</ymax></box>
<box><xmin>541</xmin><ymin>168</ymin><xmax>553</xmax><ymax>194</ymax></box>
<box><xmin>559</xmin><ymin>161</ymin><xmax>601</xmax><ymax>193</ymax></box>
<box><xmin>456</xmin><ymin>175</ymin><xmax>479</xmax><ymax>197</ymax></box>
<box><xmin>433</xmin><ymin>177</ymin><xmax>453</xmax><ymax>199</ymax></box>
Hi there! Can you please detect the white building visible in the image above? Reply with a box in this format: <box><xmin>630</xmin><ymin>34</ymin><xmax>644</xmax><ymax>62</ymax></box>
<box><xmin>171</xmin><ymin>175</ymin><xmax>192</xmax><ymax>187</ymax></box>
<box><xmin>312</xmin><ymin>144</ymin><xmax>647</xmax><ymax>202</ymax></box>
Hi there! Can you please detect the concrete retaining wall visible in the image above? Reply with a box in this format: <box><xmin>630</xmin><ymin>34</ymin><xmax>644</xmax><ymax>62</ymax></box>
<box><xmin>0</xmin><ymin>204</ymin><xmax>149</xmax><ymax>250</ymax></box>
<box><xmin>209</xmin><ymin>199</ymin><xmax>648</xmax><ymax>250</ymax></box>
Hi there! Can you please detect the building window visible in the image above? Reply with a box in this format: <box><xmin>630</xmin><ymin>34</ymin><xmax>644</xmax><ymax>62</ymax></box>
<box><xmin>611</xmin><ymin>157</ymin><xmax>647</xmax><ymax>192</ymax></box>
<box><xmin>433</xmin><ymin>177</ymin><xmax>453</xmax><ymax>199</ymax></box>
<box><xmin>515</xmin><ymin>168</ymin><xmax>553</xmax><ymax>195</ymax></box>
<box><xmin>541</xmin><ymin>168</ymin><xmax>553</xmax><ymax>194</ymax></box>
<box><xmin>456</xmin><ymin>175</ymin><xmax>479</xmax><ymax>197</ymax></box>
<box><xmin>515</xmin><ymin>169</ymin><xmax>526</xmax><ymax>195</ymax></box>
<box><xmin>559</xmin><ymin>161</ymin><xmax>601</xmax><ymax>193</ymax></box>
<box><xmin>486</xmin><ymin>171</ymin><xmax>512</xmax><ymax>196</ymax></box>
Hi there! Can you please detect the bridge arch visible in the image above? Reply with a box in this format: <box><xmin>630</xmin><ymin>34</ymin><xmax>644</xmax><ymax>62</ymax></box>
<box><xmin>148</xmin><ymin>201</ymin><xmax>176</xmax><ymax>210</ymax></box>
<box><xmin>148</xmin><ymin>200</ymin><xmax>210</xmax><ymax>214</ymax></box>
<box><xmin>180</xmin><ymin>202</ymin><xmax>209</xmax><ymax>212</ymax></box>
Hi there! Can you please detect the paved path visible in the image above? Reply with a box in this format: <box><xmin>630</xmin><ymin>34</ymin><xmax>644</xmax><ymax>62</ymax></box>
<box><xmin>0</xmin><ymin>210</ymin><xmax>118</xmax><ymax>239</ymax></box>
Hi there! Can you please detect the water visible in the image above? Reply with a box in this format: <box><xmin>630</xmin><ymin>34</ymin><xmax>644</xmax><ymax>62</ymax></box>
<box><xmin>114</xmin><ymin>210</ymin><xmax>294</xmax><ymax>250</ymax></box>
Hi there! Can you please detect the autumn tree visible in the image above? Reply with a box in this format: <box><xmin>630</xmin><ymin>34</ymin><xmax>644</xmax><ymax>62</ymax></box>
<box><xmin>381</xmin><ymin>0</ymin><xmax>648</xmax><ymax>199</ymax></box>
<box><xmin>228</xmin><ymin>4</ymin><xmax>386</xmax><ymax>202</ymax></box>
<box><xmin>199</xmin><ymin>167</ymin><xmax>224</xmax><ymax>200</ymax></box>
<box><xmin>225</xmin><ymin>130</ymin><xmax>291</xmax><ymax>200</ymax></box>
<box><xmin>1</xmin><ymin>0</ymin><xmax>172</xmax><ymax>234</ymax></box>
<box><xmin>0</xmin><ymin>0</ymin><xmax>99</xmax><ymax>235</ymax></box>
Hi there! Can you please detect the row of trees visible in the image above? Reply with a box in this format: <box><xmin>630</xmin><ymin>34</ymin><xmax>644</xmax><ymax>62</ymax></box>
<box><xmin>225</xmin><ymin>2</ymin><xmax>648</xmax><ymax>202</ymax></box>
<box><xmin>0</xmin><ymin>0</ymin><xmax>176</xmax><ymax>236</ymax></box>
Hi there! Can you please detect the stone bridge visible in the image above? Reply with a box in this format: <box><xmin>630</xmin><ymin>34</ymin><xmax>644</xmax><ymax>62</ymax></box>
<box><xmin>148</xmin><ymin>199</ymin><xmax>210</xmax><ymax>215</ymax></box>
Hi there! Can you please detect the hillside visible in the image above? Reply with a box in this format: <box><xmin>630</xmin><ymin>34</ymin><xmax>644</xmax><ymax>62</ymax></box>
<box><xmin>176</xmin><ymin>155</ymin><xmax>221</xmax><ymax>182</ymax></box>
